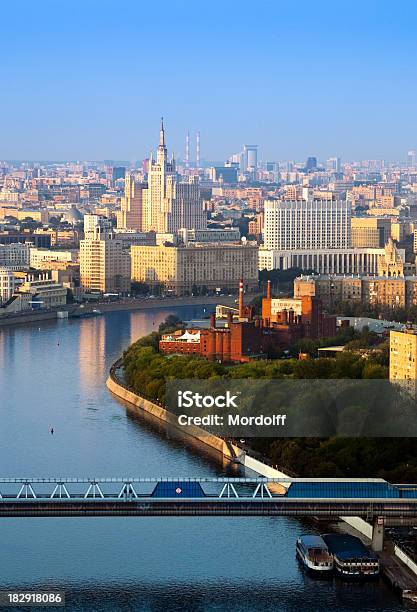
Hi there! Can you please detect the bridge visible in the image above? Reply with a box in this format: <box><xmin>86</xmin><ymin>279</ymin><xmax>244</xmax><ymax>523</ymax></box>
<box><xmin>2</xmin><ymin>476</ymin><xmax>416</xmax><ymax>550</ymax></box>
<box><xmin>0</xmin><ymin>477</ymin><xmax>416</xmax><ymax>548</ymax></box>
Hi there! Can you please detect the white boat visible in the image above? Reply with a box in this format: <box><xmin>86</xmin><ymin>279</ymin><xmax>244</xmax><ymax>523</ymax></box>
<box><xmin>296</xmin><ymin>535</ymin><xmax>334</xmax><ymax>574</ymax></box>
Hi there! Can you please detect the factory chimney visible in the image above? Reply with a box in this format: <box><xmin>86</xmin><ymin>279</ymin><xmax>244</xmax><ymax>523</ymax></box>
<box><xmin>238</xmin><ymin>278</ymin><xmax>244</xmax><ymax>318</ymax></box>
<box><xmin>196</xmin><ymin>131</ymin><xmax>200</xmax><ymax>168</ymax></box>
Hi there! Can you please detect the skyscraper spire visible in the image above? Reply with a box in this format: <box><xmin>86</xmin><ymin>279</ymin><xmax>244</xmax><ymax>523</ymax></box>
<box><xmin>157</xmin><ymin>117</ymin><xmax>167</xmax><ymax>166</ymax></box>
<box><xmin>159</xmin><ymin>117</ymin><xmax>165</xmax><ymax>147</ymax></box>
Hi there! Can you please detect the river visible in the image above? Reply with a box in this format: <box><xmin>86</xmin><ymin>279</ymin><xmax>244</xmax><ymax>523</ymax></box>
<box><xmin>0</xmin><ymin>307</ymin><xmax>405</xmax><ymax>611</ymax></box>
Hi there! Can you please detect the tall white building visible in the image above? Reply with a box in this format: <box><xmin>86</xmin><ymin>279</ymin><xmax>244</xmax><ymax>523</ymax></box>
<box><xmin>0</xmin><ymin>267</ymin><xmax>15</xmax><ymax>304</ymax></box>
<box><xmin>141</xmin><ymin>120</ymin><xmax>207</xmax><ymax>233</ymax></box>
<box><xmin>243</xmin><ymin>145</ymin><xmax>258</xmax><ymax>171</ymax></box>
<box><xmin>263</xmin><ymin>198</ymin><xmax>351</xmax><ymax>251</ymax></box>
<box><xmin>326</xmin><ymin>157</ymin><xmax>341</xmax><ymax>173</ymax></box>
<box><xmin>80</xmin><ymin>226</ymin><xmax>131</xmax><ymax>294</ymax></box>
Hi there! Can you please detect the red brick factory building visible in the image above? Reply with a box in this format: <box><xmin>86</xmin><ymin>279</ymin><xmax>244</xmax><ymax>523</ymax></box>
<box><xmin>159</xmin><ymin>280</ymin><xmax>336</xmax><ymax>363</ymax></box>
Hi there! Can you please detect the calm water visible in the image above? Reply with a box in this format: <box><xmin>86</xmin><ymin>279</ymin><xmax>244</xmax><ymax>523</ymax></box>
<box><xmin>0</xmin><ymin>307</ymin><xmax>405</xmax><ymax>611</ymax></box>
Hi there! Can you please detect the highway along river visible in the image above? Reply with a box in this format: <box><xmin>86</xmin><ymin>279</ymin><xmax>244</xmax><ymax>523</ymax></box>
<box><xmin>0</xmin><ymin>307</ymin><xmax>406</xmax><ymax>611</ymax></box>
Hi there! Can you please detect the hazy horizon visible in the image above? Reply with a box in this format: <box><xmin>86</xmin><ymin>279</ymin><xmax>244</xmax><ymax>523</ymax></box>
<box><xmin>1</xmin><ymin>0</ymin><xmax>417</xmax><ymax>162</ymax></box>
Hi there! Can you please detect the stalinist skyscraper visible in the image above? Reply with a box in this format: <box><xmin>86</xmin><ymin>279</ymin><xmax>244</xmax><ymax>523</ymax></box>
<box><xmin>117</xmin><ymin>172</ymin><xmax>145</xmax><ymax>231</ymax></box>
<box><xmin>141</xmin><ymin>119</ymin><xmax>207</xmax><ymax>233</ymax></box>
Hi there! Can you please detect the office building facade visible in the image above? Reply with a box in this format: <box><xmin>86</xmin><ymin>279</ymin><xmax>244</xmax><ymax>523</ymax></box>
<box><xmin>263</xmin><ymin>198</ymin><xmax>351</xmax><ymax>251</ymax></box>
<box><xmin>131</xmin><ymin>242</ymin><xmax>258</xmax><ymax>295</ymax></box>
<box><xmin>80</xmin><ymin>227</ymin><xmax>131</xmax><ymax>294</ymax></box>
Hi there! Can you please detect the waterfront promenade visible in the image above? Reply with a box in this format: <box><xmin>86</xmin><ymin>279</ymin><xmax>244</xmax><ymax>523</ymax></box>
<box><xmin>0</xmin><ymin>295</ymin><xmax>237</xmax><ymax>327</ymax></box>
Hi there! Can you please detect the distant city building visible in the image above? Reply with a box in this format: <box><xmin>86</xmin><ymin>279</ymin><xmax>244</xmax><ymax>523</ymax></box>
<box><xmin>0</xmin><ymin>267</ymin><xmax>15</xmax><ymax>304</ymax></box>
<box><xmin>112</xmin><ymin>229</ymin><xmax>156</xmax><ymax>246</ymax></box>
<box><xmin>294</xmin><ymin>243</ymin><xmax>417</xmax><ymax>310</ymax></box>
<box><xmin>117</xmin><ymin>174</ymin><xmax>145</xmax><ymax>231</ymax></box>
<box><xmin>327</xmin><ymin>157</ymin><xmax>341</xmax><ymax>173</ymax></box>
<box><xmin>296</xmin><ymin>274</ymin><xmax>408</xmax><ymax>310</ymax></box>
<box><xmin>263</xmin><ymin>198</ymin><xmax>351</xmax><ymax>251</ymax></box>
<box><xmin>0</xmin><ymin>243</ymin><xmax>30</xmax><ymax>270</ymax></box>
<box><xmin>259</xmin><ymin>246</ymin><xmax>386</xmax><ymax>275</ymax></box>
<box><xmin>16</xmin><ymin>271</ymin><xmax>67</xmax><ymax>309</ymax></box>
<box><xmin>306</xmin><ymin>157</ymin><xmax>317</xmax><ymax>171</ymax></box>
<box><xmin>0</xmin><ymin>207</ymin><xmax>49</xmax><ymax>223</ymax></box>
<box><xmin>407</xmin><ymin>150</ymin><xmax>416</xmax><ymax>168</ymax></box>
<box><xmin>83</xmin><ymin>214</ymin><xmax>113</xmax><ymax>238</ymax></box>
<box><xmin>0</xmin><ymin>188</ymin><xmax>20</xmax><ymax>204</ymax></box>
<box><xmin>351</xmin><ymin>217</ymin><xmax>391</xmax><ymax>248</ymax></box>
<box><xmin>391</xmin><ymin>221</ymin><xmax>414</xmax><ymax>243</ymax></box>
<box><xmin>80</xmin><ymin>226</ymin><xmax>131</xmax><ymax>294</ymax></box>
<box><xmin>177</xmin><ymin>228</ymin><xmax>241</xmax><ymax>244</ymax></box>
<box><xmin>131</xmin><ymin>242</ymin><xmax>258</xmax><ymax>295</ymax></box>
<box><xmin>111</xmin><ymin>166</ymin><xmax>126</xmax><ymax>182</ymax></box>
<box><xmin>390</xmin><ymin>329</ymin><xmax>417</xmax><ymax>394</ymax></box>
<box><xmin>63</xmin><ymin>205</ymin><xmax>83</xmax><ymax>225</ymax></box>
<box><xmin>243</xmin><ymin>145</ymin><xmax>258</xmax><ymax>171</ymax></box>
<box><xmin>34</xmin><ymin>227</ymin><xmax>80</xmax><ymax>248</ymax></box>
<box><xmin>378</xmin><ymin>238</ymin><xmax>416</xmax><ymax>277</ymax></box>
<box><xmin>0</xmin><ymin>231</ymin><xmax>51</xmax><ymax>249</ymax></box>
<box><xmin>248</xmin><ymin>213</ymin><xmax>263</xmax><ymax>240</ymax></box>
<box><xmin>141</xmin><ymin>121</ymin><xmax>206</xmax><ymax>233</ymax></box>
<box><xmin>207</xmin><ymin>166</ymin><xmax>238</xmax><ymax>183</ymax></box>
<box><xmin>29</xmin><ymin>247</ymin><xmax>78</xmax><ymax>269</ymax></box>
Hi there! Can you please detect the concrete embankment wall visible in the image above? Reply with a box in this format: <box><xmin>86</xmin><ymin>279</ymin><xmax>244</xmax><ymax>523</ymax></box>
<box><xmin>341</xmin><ymin>516</ymin><xmax>373</xmax><ymax>539</ymax></box>
<box><xmin>95</xmin><ymin>295</ymin><xmax>238</xmax><ymax>314</ymax></box>
<box><xmin>107</xmin><ymin>370</ymin><xmax>291</xmax><ymax>478</ymax></box>
<box><xmin>0</xmin><ymin>311</ymin><xmax>58</xmax><ymax>327</ymax></box>
<box><xmin>239</xmin><ymin>454</ymin><xmax>290</xmax><ymax>479</ymax></box>
<box><xmin>106</xmin><ymin>375</ymin><xmax>238</xmax><ymax>461</ymax></box>
<box><xmin>395</xmin><ymin>545</ymin><xmax>417</xmax><ymax>576</ymax></box>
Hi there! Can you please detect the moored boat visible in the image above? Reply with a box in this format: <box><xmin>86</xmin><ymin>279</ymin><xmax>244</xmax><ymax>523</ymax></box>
<box><xmin>296</xmin><ymin>535</ymin><xmax>334</xmax><ymax>575</ymax></box>
<box><xmin>322</xmin><ymin>533</ymin><xmax>379</xmax><ymax>579</ymax></box>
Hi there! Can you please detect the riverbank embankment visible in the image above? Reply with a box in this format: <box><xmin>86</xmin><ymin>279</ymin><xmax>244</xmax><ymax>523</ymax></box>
<box><xmin>0</xmin><ymin>295</ymin><xmax>236</xmax><ymax>329</ymax></box>
<box><xmin>106</xmin><ymin>358</ymin><xmax>288</xmax><ymax>478</ymax></box>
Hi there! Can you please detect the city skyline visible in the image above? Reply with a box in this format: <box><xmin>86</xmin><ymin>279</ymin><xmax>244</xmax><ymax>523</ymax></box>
<box><xmin>2</xmin><ymin>0</ymin><xmax>417</xmax><ymax>161</ymax></box>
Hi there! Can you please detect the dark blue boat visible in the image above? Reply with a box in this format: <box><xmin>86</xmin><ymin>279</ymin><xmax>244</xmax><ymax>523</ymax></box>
<box><xmin>322</xmin><ymin>533</ymin><xmax>379</xmax><ymax>579</ymax></box>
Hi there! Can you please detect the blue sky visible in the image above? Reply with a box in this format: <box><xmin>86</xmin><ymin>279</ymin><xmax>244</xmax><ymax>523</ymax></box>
<box><xmin>1</xmin><ymin>0</ymin><xmax>417</xmax><ymax>162</ymax></box>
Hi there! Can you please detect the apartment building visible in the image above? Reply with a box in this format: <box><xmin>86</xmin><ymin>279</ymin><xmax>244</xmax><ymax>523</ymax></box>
<box><xmin>80</xmin><ymin>227</ymin><xmax>131</xmax><ymax>294</ymax></box>
<box><xmin>390</xmin><ymin>329</ymin><xmax>417</xmax><ymax>394</ymax></box>
<box><xmin>131</xmin><ymin>242</ymin><xmax>258</xmax><ymax>295</ymax></box>
<box><xmin>351</xmin><ymin>217</ymin><xmax>391</xmax><ymax>248</ymax></box>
